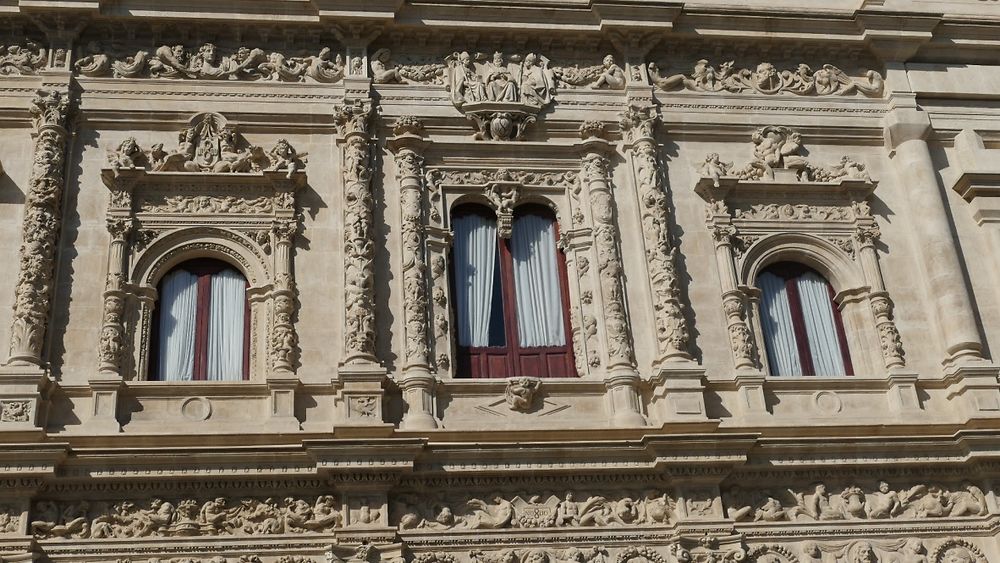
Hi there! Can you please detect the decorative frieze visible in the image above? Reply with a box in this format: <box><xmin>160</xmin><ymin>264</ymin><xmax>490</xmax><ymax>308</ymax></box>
<box><xmin>0</xmin><ymin>41</ymin><xmax>48</xmax><ymax>75</ymax></box>
<box><xmin>394</xmin><ymin>490</ymin><xmax>675</xmax><ymax>530</ymax></box>
<box><xmin>649</xmin><ymin>60</ymin><xmax>883</xmax><ymax>97</ymax></box>
<box><xmin>6</xmin><ymin>90</ymin><xmax>72</xmax><ymax>366</ymax></box>
<box><xmin>76</xmin><ymin>43</ymin><xmax>346</xmax><ymax>82</ymax></box>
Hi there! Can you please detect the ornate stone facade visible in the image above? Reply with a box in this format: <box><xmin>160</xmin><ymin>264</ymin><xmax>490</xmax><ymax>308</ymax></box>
<box><xmin>0</xmin><ymin>3</ymin><xmax>999</xmax><ymax>563</ymax></box>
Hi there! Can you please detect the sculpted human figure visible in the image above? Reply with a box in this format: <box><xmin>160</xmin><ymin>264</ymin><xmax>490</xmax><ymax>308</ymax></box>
<box><xmin>268</xmin><ymin>138</ymin><xmax>307</xmax><ymax>178</ymax></box>
<box><xmin>464</xmin><ymin>495</ymin><xmax>513</xmax><ymax>529</ymax></box>
<box><xmin>792</xmin><ymin>483</ymin><xmax>842</xmax><ymax>520</ymax></box>
<box><xmin>754</xmin><ymin>493</ymin><xmax>791</xmax><ymax>522</ymax></box>
<box><xmin>484</xmin><ymin>52</ymin><xmax>517</xmax><ymax>101</ymax></box>
<box><xmin>371</xmin><ymin>48</ymin><xmax>407</xmax><ymax>84</ymax></box>
<box><xmin>866</xmin><ymin>481</ymin><xmax>902</xmax><ymax>519</ymax></box>
<box><xmin>948</xmin><ymin>482</ymin><xmax>988</xmax><ymax>517</ymax></box>
<box><xmin>199</xmin><ymin>497</ymin><xmax>228</xmax><ymax>532</ymax></box>
<box><xmin>519</xmin><ymin>53</ymin><xmax>554</xmax><ymax>105</ymax></box>
<box><xmin>593</xmin><ymin>55</ymin><xmax>625</xmax><ymax>89</ymax></box>
<box><xmin>555</xmin><ymin>492</ymin><xmax>580</xmax><ymax>526</ymax></box>
<box><xmin>298</xmin><ymin>47</ymin><xmax>344</xmax><ymax>83</ymax></box>
<box><xmin>697</xmin><ymin>153</ymin><xmax>733</xmax><ymax>187</ymax></box>
<box><xmin>450</xmin><ymin>51</ymin><xmax>486</xmax><ymax>104</ymax></box>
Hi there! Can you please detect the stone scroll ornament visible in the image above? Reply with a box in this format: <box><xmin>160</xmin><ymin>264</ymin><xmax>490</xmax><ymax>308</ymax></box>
<box><xmin>7</xmin><ymin>91</ymin><xmax>72</xmax><ymax>366</ymax></box>
<box><xmin>648</xmin><ymin>60</ymin><xmax>883</xmax><ymax>97</ymax></box>
<box><xmin>618</xmin><ymin>107</ymin><xmax>692</xmax><ymax>364</ymax></box>
<box><xmin>336</xmin><ymin>99</ymin><xmax>378</xmax><ymax>365</ymax></box>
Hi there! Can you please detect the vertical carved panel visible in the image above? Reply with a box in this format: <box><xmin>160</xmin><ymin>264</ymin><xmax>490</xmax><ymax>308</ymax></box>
<box><xmin>7</xmin><ymin>90</ymin><xmax>72</xmax><ymax>366</ymax></box>
<box><xmin>270</xmin><ymin>220</ymin><xmax>299</xmax><ymax>374</ymax></box>
<box><xmin>336</xmin><ymin>98</ymin><xmax>378</xmax><ymax>366</ymax></box>
<box><xmin>620</xmin><ymin>106</ymin><xmax>692</xmax><ymax>365</ymax></box>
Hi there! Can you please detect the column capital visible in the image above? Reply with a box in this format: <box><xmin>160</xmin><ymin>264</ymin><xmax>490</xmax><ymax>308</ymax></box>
<box><xmin>884</xmin><ymin>108</ymin><xmax>931</xmax><ymax>150</ymax></box>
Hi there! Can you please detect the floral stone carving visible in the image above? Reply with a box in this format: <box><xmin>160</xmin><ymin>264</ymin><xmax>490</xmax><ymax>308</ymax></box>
<box><xmin>446</xmin><ymin>51</ymin><xmax>556</xmax><ymax>141</ymax></box>
<box><xmin>0</xmin><ymin>40</ymin><xmax>48</xmax><ymax>75</ymax></box>
<box><xmin>649</xmin><ymin>59</ymin><xmax>883</xmax><ymax>97</ymax></box>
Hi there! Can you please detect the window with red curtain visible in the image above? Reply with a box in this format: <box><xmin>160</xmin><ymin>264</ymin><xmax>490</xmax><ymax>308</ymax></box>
<box><xmin>150</xmin><ymin>258</ymin><xmax>250</xmax><ymax>381</ymax></box>
<box><xmin>757</xmin><ymin>262</ymin><xmax>853</xmax><ymax>376</ymax></box>
<box><xmin>450</xmin><ymin>204</ymin><xmax>576</xmax><ymax>378</ymax></box>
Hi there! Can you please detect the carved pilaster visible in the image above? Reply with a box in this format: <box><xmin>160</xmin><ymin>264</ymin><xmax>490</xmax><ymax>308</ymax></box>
<box><xmin>97</xmin><ymin>218</ymin><xmax>134</xmax><ymax>376</ymax></box>
<box><xmin>710</xmin><ymin>225</ymin><xmax>758</xmax><ymax>371</ymax></box>
<box><xmin>6</xmin><ymin>90</ymin><xmax>72</xmax><ymax>367</ymax></box>
<box><xmin>619</xmin><ymin>106</ymin><xmax>692</xmax><ymax>365</ymax></box>
<box><xmin>336</xmin><ymin>98</ymin><xmax>379</xmax><ymax>367</ymax></box>
<box><xmin>270</xmin><ymin>219</ymin><xmax>299</xmax><ymax>375</ymax></box>
<box><xmin>577</xmin><ymin>123</ymin><xmax>645</xmax><ymax>427</ymax></box>
<box><xmin>388</xmin><ymin>116</ymin><xmax>438</xmax><ymax>430</ymax></box>
<box><xmin>854</xmin><ymin>224</ymin><xmax>905</xmax><ymax>369</ymax></box>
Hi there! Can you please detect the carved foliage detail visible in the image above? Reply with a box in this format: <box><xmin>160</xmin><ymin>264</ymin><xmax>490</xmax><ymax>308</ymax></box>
<box><xmin>650</xmin><ymin>60</ymin><xmax>883</xmax><ymax>97</ymax></box>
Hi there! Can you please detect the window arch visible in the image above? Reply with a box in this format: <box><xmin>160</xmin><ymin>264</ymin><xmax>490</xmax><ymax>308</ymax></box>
<box><xmin>450</xmin><ymin>203</ymin><xmax>575</xmax><ymax>378</ymax></box>
<box><xmin>757</xmin><ymin>262</ymin><xmax>853</xmax><ymax>376</ymax></box>
<box><xmin>150</xmin><ymin>258</ymin><xmax>250</xmax><ymax>381</ymax></box>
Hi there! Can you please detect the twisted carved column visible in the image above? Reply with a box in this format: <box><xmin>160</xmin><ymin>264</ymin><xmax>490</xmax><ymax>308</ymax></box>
<box><xmin>388</xmin><ymin>116</ymin><xmax>437</xmax><ymax>429</ymax></box>
<box><xmin>270</xmin><ymin>220</ymin><xmax>299</xmax><ymax>374</ymax></box>
<box><xmin>97</xmin><ymin>218</ymin><xmax>134</xmax><ymax>376</ymax></box>
<box><xmin>619</xmin><ymin>106</ymin><xmax>692</xmax><ymax>365</ymax></box>
<box><xmin>578</xmin><ymin>123</ymin><xmax>646</xmax><ymax>427</ymax></box>
<box><xmin>336</xmin><ymin>98</ymin><xmax>379</xmax><ymax>366</ymax></box>
<box><xmin>855</xmin><ymin>224</ymin><xmax>905</xmax><ymax>369</ymax></box>
<box><xmin>7</xmin><ymin>90</ymin><xmax>72</xmax><ymax>367</ymax></box>
<box><xmin>710</xmin><ymin>224</ymin><xmax>758</xmax><ymax>371</ymax></box>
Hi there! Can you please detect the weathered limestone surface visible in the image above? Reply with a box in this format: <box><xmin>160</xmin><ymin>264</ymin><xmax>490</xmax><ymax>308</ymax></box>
<box><xmin>0</xmin><ymin>2</ymin><xmax>999</xmax><ymax>563</ymax></box>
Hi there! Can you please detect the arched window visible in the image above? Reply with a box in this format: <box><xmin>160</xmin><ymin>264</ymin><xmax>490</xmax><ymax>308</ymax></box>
<box><xmin>450</xmin><ymin>204</ymin><xmax>575</xmax><ymax>378</ymax></box>
<box><xmin>150</xmin><ymin>258</ymin><xmax>250</xmax><ymax>381</ymax></box>
<box><xmin>757</xmin><ymin>263</ymin><xmax>853</xmax><ymax>376</ymax></box>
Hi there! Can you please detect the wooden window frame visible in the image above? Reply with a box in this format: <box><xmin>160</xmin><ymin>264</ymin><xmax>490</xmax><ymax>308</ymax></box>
<box><xmin>150</xmin><ymin>258</ymin><xmax>251</xmax><ymax>381</ymax></box>
<box><xmin>761</xmin><ymin>262</ymin><xmax>854</xmax><ymax>377</ymax></box>
<box><xmin>451</xmin><ymin>204</ymin><xmax>576</xmax><ymax>379</ymax></box>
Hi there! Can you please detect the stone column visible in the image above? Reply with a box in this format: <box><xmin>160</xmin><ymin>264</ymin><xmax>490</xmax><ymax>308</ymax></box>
<box><xmin>6</xmin><ymin>90</ymin><xmax>72</xmax><ymax>366</ymax></box>
<box><xmin>335</xmin><ymin>97</ymin><xmax>379</xmax><ymax>367</ymax></box>
<box><xmin>270</xmin><ymin>219</ymin><xmax>299</xmax><ymax>375</ymax></box>
<box><xmin>619</xmin><ymin>106</ymin><xmax>692</xmax><ymax>365</ymax></box>
<box><xmin>97</xmin><ymin>218</ymin><xmax>133</xmax><ymax>376</ymax></box>
<box><xmin>387</xmin><ymin>116</ymin><xmax>438</xmax><ymax>430</ymax></box>
<box><xmin>577</xmin><ymin>123</ymin><xmax>646</xmax><ymax>427</ymax></box>
<box><xmin>710</xmin><ymin>225</ymin><xmax>757</xmax><ymax>372</ymax></box>
<box><xmin>854</xmin><ymin>224</ymin><xmax>905</xmax><ymax>369</ymax></box>
<box><xmin>884</xmin><ymin>109</ymin><xmax>983</xmax><ymax>364</ymax></box>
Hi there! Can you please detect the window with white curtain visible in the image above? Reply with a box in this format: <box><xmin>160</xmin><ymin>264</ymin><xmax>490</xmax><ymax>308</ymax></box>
<box><xmin>450</xmin><ymin>204</ymin><xmax>575</xmax><ymax>378</ymax></box>
<box><xmin>757</xmin><ymin>263</ymin><xmax>853</xmax><ymax>376</ymax></box>
<box><xmin>152</xmin><ymin>259</ymin><xmax>249</xmax><ymax>381</ymax></box>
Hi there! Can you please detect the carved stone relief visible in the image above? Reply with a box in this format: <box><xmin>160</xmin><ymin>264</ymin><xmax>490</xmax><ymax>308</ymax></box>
<box><xmin>0</xmin><ymin>400</ymin><xmax>30</xmax><ymax>422</ymax></box>
<box><xmin>6</xmin><ymin>90</ymin><xmax>72</xmax><ymax>366</ymax></box>
<box><xmin>445</xmin><ymin>51</ymin><xmax>556</xmax><ymax>140</ymax></box>
<box><xmin>649</xmin><ymin>60</ymin><xmax>883</xmax><ymax>97</ymax></box>
<box><xmin>393</xmin><ymin>490</ymin><xmax>675</xmax><ymax>531</ymax></box>
<box><xmin>504</xmin><ymin>377</ymin><xmax>541</xmax><ymax>411</ymax></box>
<box><xmin>723</xmin><ymin>480</ymin><xmax>989</xmax><ymax>522</ymax></box>
<box><xmin>29</xmin><ymin>495</ymin><xmax>345</xmax><ymax>539</ymax></box>
<box><xmin>0</xmin><ymin>41</ymin><xmax>48</xmax><ymax>75</ymax></box>
<box><xmin>76</xmin><ymin>42</ymin><xmax>345</xmax><ymax>82</ymax></box>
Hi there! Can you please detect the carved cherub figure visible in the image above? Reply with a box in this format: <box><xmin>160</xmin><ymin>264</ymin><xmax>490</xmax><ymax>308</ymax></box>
<box><xmin>697</xmin><ymin>153</ymin><xmax>733</xmax><ymax>187</ymax></box>
<box><xmin>268</xmin><ymin>138</ymin><xmax>308</xmax><ymax>178</ymax></box>
<box><xmin>866</xmin><ymin>481</ymin><xmax>902</xmax><ymax>518</ymax></box>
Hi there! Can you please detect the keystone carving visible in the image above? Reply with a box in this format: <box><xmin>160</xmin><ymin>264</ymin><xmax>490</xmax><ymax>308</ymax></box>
<box><xmin>505</xmin><ymin>377</ymin><xmax>541</xmax><ymax>411</ymax></box>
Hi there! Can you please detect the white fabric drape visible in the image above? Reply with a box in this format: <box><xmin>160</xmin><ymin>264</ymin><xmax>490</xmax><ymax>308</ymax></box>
<box><xmin>758</xmin><ymin>272</ymin><xmax>802</xmax><ymax>376</ymax></box>
<box><xmin>797</xmin><ymin>271</ymin><xmax>846</xmax><ymax>376</ymax></box>
<box><xmin>511</xmin><ymin>213</ymin><xmax>566</xmax><ymax>347</ymax></box>
<box><xmin>453</xmin><ymin>213</ymin><xmax>498</xmax><ymax>347</ymax></box>
<box><xmin>206</xmin><ymin>268</ymin><xmax>246</xmax><ymax>381</ymax></box>
<box><xmin>157</xmin><ymin>269</ymin><xmax>198</xmax><ymax>381</ymax></box>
